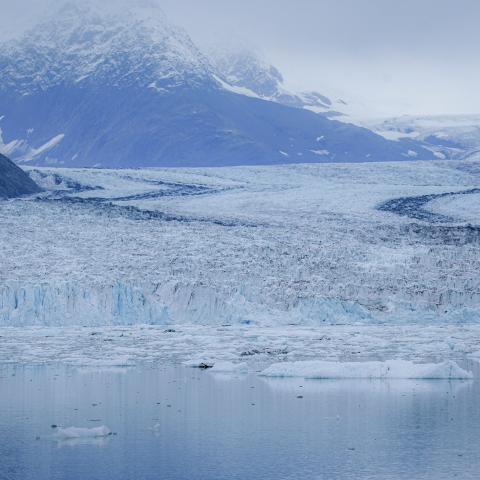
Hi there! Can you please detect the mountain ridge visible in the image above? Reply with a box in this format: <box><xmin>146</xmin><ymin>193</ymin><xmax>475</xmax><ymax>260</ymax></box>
<box><xmin>209</xmin><ymin>47</ymin><xmax>346</xmax><ymax>115</ymax></box>
<box><xmin>0</xmin><ymin>2</ymin><xmax>435</xmax><ymax>167</ymax></box>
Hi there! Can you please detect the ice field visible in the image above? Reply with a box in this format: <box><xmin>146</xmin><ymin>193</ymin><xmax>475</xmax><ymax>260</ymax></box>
<box><xmin>1</xmin><ymin>159</ymin><xmax>480</xmax><ymax>367</ymax></box>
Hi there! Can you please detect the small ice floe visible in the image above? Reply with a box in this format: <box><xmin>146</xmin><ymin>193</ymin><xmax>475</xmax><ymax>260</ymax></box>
<box><xmin>56</xmin><ymin>425</ymin><xmax>112</xmax><ymax>439</ymax></box>
<box><xmin>183</xmin><ymin>359</ymin><xmax>214</xmax><ymax>369</ymax></box>
<box><xmin>184</xmin><ymin>359</ymin><xmax>247</xmax><ymax>372</ymax></box>
<box><xmin>260</xmin><ymin>360</ymin><xmax>473</xmax><ymax>380</ymax></box>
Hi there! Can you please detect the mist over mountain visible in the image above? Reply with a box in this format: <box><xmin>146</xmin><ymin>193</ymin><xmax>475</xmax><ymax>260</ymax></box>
<box><xmin>361</xmin><ymin>115</ymin><xmax>480</xmax><ymax>160</ymax></box>
<box><xmin>209</xmin><ymin>47</ymin><xmax>348</xmax><ymax>115</ymax></box>
<box><xmin>0</xmin><ymin>1</ymin><xmax>434</xmax><ymax>167</ymax></box>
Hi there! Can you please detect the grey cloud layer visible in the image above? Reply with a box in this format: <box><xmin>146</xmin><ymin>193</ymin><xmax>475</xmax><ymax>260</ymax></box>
<box><xmin>1</xmin><ymin>0</ymin><xmax>479</xmax><ymax>115</ymax></box>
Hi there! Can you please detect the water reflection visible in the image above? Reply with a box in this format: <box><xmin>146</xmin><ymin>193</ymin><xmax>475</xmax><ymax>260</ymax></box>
<box><xmin>0</xmin><ymin>364</ymin><xmax>479</xmax><ymax>480</ymax></box>
<box><xmin>56</xmin><ymin>437</ymin><xmax>111</xmax><ymax>448</ymax></box>
<box><xmin>261</xmin><ymin>376</ymin><xmax>473</xmax><ymax>395</ymax></box>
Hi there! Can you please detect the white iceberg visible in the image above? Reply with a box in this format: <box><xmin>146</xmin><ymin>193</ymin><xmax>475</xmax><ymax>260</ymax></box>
<box><xmin>56</xmin><ymin>425</ymin><xmax>112</xmax><ymax>439</ymax></box>
<box><xmin>182</xmin><ymin>358</ymin><xmax>214</xmax><ymax>368</ymax></box>
<box><xmin>183</xmin><ymin>359</ymin><xmax>247</xmax><ymax>373</ymax></box>
<box><xmin>260</xmin><ymin>360</ymin><xmax>473</xmax><ymax>380</ymax></box>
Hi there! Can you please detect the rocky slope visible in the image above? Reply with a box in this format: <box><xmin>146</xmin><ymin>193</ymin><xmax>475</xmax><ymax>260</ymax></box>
<box><xmin>0</xmin><ymin>153</ymin><xmax>41</xmax><ymax>198</ymax></box>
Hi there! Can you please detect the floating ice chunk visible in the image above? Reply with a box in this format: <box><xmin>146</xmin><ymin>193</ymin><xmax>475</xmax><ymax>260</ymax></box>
<box><xmin>183</xmin><ymin>359</ymin><xmax>247</xmax><ymax>372</ymax></box>
<box><xmin>183</xmin><ymin>359</ymin><xmax>214</xmax><ymax>369</ymax></box>
<box><xmin>57</xmin><ymin>426</ymin><xmax>112</xmax><ymax>439</ymax></box>
<box><xmin>260</xmin><ymin>360</ymin><xmax>473</xmax><ymax>380</ymax></box>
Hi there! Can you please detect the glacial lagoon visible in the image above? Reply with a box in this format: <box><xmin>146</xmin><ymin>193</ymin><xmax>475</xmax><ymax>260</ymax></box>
<box><xmin>1</xmin><ymin>364</ymin><xmax>479</xmax><ymax>480</ymax></box>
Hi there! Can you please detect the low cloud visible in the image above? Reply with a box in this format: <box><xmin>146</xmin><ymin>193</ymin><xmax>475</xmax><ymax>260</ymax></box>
<box><xmin>1</xmin><ymin>0</ymin><xmax>479</xmax><ymax>116</ymax></box>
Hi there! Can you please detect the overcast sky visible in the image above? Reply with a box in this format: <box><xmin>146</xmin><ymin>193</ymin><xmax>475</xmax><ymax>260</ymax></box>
<box><xmin>1</xmin><ymin>0</ymin><xmax>479</xmax><ymax>117</ymax></box>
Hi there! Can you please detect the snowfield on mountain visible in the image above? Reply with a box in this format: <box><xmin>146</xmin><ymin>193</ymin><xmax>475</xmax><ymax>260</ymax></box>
<box><xmin>360</xmin><ymin>115</ymin><xmax>480</xmax><ymax>161</ymax></box>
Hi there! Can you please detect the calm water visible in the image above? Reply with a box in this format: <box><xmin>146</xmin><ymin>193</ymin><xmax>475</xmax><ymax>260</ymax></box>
<box><xmin>1</xmin><ymin>363</ymin><xmax>479</xmax><ymax>480</ymax></box>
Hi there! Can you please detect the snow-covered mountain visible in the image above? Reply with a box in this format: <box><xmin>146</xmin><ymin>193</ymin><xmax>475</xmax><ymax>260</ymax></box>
<box><xmin>3</xmin><ymin>2</ymin><xmax>213</xmax><ymax>94</ymax></box>
<box><xmin>210</xmin><ymin>48</ymin><xmax>348</xmax><ymax>115</ymax></box>
<box><xmin>361</xmin><ymin>115</ymin><xmax>480</xmax><ymax>160</ymax></box>
<box><xmin>211</xmin><ymin>50</ymin><xmax>480</xmax><ymax>159</ymax></box>
<box><xmin>0</xmin><ymin>1</ymin><xmax>434</xmax><ymax>167</ymax></box>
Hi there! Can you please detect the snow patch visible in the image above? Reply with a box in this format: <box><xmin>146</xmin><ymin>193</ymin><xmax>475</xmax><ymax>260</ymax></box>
<box><xmin>310</xmin><ymin>149</ymin><xmax>330</xmax><ymax>156</ymax></box>
<box><xmin>213</xmin><ymin>75</ymin><xmax>260</xmax><ymax>99</ymax></box>
<box><xmin>1</xmin><ymin>133</ymin><xmax>65</xmax><ymax>163</ymax></box>
<box><xmin>404</xmin><ymin>150</ymin><xmax>418</xmax><ymax>158</ymax></box>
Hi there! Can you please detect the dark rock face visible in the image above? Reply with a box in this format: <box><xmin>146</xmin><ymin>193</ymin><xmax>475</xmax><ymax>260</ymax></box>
<box><xmin>0</xmin><ymin>86</ymin><xmax>435</xmax><ymax>168</ymax></box>
<box><xmin>0</xmin><ymin>154</ymin><xmax>41</xmax><ymax>198</ymax></box>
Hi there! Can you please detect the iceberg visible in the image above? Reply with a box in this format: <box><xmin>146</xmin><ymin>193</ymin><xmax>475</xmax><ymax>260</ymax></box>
<box><xmin>260</xmin><ymin>360</ymin><xmax>473</xmax><ymax>380</ymax></box>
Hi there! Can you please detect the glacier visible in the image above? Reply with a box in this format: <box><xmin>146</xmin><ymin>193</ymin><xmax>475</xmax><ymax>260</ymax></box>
<box><xmin>0</xmin><ymin>281</ymin><xmax>377</xmax><ymax>327</ymax></box>
<box><xmin>0</xmin><ymin>282</ymin><xmax>168</xmax><ymax>327</ymax></box>
<box><xmin>1</xmin><ymin>160</ymin><xmax>479</xmax><ymax>329</ymax></box>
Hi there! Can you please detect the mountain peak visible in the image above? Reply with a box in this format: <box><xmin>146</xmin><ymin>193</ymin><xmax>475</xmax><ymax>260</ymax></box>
<box><xmin>0</xmin><ymin>0</ymin><xmax>212</xmax><ymax>94</ymax></box>
<box><xmin>210</xmin><ymin>47</ymin><xmax>343</xmax><ymax>114</ymax></box>
<box><xmin>210</xmin><ymin>47</ymin><xmax>284</xmax><ymax>98</ymax></box>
